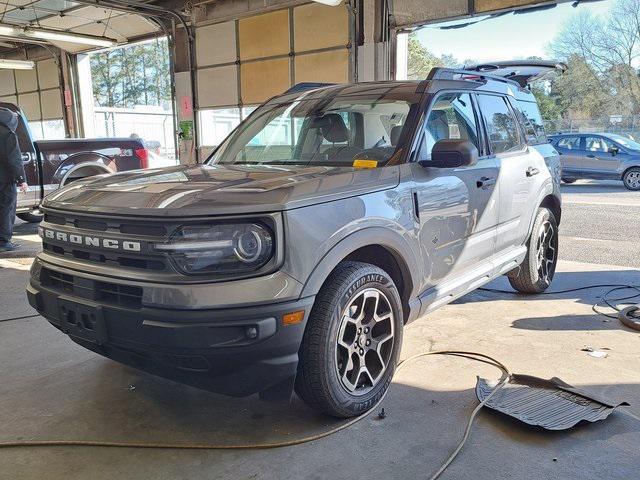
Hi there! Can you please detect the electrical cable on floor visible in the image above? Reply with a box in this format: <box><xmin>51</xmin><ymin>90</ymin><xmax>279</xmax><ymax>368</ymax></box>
<box><xmin>479</xmin><ymin>283</ymin><xmax>640</xmax><ymax>330</ymax></box>
<box><xmin>0</xmin><ymin>313</ymin><xmax>40</xmax><ymax>323</ymax></box>
<box><xmin>0</xmin><ymin>350</ymin><xmax>511</xmax><ymax>480</ymax></box>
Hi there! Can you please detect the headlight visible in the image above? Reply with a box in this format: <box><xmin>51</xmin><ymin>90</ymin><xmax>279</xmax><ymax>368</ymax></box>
<box><xmin>155</xmin><ymin>223</ymin><xmax>274</xmax><ymax>275</ymax></box>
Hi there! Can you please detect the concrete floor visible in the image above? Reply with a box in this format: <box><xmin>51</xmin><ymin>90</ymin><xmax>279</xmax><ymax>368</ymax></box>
<box><xmin>2</xmin><ymin>181</ymin><xmax>640</xmax><ymax>480</ymax></box>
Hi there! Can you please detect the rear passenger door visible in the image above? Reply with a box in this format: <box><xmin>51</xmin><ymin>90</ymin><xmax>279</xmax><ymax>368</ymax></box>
<box><xmin>412</xmin><ymin>91</ymin><xmax>499</xmax><ymax>286</ymax></box>
<box><xmin>476</xmin><ymin>94</ymin><xmax>545</xmax><ymax>253</ymax></box>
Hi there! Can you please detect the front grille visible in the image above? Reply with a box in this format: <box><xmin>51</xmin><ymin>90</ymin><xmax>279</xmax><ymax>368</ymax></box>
<box><xmin>42</xmin><ymin>242</ymin><xmax>166</xmax><ymax>271</ymax></box>
<box><xmin>44</xmin><ymin>213</ymin><xmax>167</xmax><ymax>236</ymax></box>
<box><xmin>41</xmin><ymin>210</ymin><xmax>172</xmax><ymax>273</ymax></box>
<box><xmin>41</xmin><ymin>267</ymin><xmax>143</xmax><ymax>309</ymax></box>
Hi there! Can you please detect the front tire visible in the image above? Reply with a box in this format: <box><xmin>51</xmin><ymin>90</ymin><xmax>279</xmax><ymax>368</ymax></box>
<box><xmin>508</xmin><ymin>208</ymin><xmax>558</xmax><ymax>294</ymax></box>
<box><xmin>623</xmin><ymin>167</ymin><xmax>640</xmax><ymax>190</ymax></box>
<box><xmin>17</xmin><ymin>211</ymin><xmax>43</xmax><ymax>223</ymax></box>
<box><xmin>295</xmin><ymin>261</ymin><xmax>403</xmax><ymax>418</ymax></box>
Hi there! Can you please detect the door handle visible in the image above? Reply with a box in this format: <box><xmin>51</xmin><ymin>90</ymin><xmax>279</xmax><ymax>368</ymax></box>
<box><xmin>476</xmin><ymin>176</ymin><xmax>496</xmax><ymax>189</ymax></box>
<box><xmin>586</xmin><ymin>154</ymin><xmax>595</xmax><ymax>158</ymax></box>
<box><xmin>526</xmin><ymin>167</ymin><xmax>539</xmax><ymax>177</ymax></box>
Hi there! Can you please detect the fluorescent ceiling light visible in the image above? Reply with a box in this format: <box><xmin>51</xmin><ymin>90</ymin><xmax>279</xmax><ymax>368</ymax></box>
<box><xmin>0</xmin><ymin>58</ymin><xmax>35</xmax><ymax>70</ymax></box>
<box><xmin>0</xmin><ymin>24</ymin><xmax>116</xmax><ymax>48</ymax></box>
<box><xmin>311</xmin><ymin>0</ymin><xmax>342</xmax><ymax>5</ymax></box>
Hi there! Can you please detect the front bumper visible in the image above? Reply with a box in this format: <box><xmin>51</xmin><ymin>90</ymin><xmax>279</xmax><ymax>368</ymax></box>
<box><xmin>27</xmin><ymin>265</ymin><xmax>315</xmax><ymax>398</ymax></box>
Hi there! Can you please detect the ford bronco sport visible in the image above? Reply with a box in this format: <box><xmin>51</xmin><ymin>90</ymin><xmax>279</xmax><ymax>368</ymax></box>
<box><xmin>27</xmin><ymin>63</ymin><xmax>563</xmax><ymax>418</ymax></box>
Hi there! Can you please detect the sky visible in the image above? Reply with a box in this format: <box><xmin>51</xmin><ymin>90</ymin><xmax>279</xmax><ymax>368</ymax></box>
<box><xmin>415</xmin><ymin>0</ymin><xmax>613</xmax><ymax>64</ymax></box>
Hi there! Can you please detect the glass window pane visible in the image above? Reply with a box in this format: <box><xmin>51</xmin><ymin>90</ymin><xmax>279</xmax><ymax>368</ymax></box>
<box><xmin>477</xmin><ymin>95</ymin><xmax>521</xmax><ymax>154</ymax></box>
<box><xmin>557</xmin><ymin>136</ymin><xmax>580</xmax><ymax>149</ymax></box>
<box><xmin>208</xmin><ymin>86</ymin><xmax>418</xmax><ymax>167</ymax></box>
<box><xmin>585</xmin><ymin>136</ymin><xmax>611</xmax><ymax>152</ymax></box>
<box><xmin>419</xmin><ymin>92</ymin><xmax>479</xmax><ymax>161</ymax></box>
<box><xmin>198</xmin><ymin>108</ymin><xmax>241</xmax><ymax>147</ymax></box>
<box><xmin>515</xmin><ymin>100</ymin><xmax>546</xmax><ymax>145</ymax></box>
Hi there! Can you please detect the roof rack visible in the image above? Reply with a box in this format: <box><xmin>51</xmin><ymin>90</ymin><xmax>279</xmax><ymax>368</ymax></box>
<box><xmin>284</xmin><ymin>82</ymin><xmax>336</xmax><ymax>94</ymax></box>
<box><xmin>426</xmin><ymin>67</ymin><xmax>521</xmax><ymax>87</ymax></box>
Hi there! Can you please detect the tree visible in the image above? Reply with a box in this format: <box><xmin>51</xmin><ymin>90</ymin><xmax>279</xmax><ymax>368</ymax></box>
<box><xmin>549</xmin><ymin>0</ymin><xmax>640</xmax><ymax>116</ymax></box>
<box><xmin>90</xmin><ymin>38</ymin><xmax>171</xmax><ymax>109</ymax></box>
<box><xmin>407</xmin><ymin>33</ymin><xmax>458</xmax><ymax>80</ymax></box>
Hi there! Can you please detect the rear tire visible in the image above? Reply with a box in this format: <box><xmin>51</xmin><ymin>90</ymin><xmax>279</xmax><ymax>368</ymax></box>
<box><xmin>508</xmin><ymin>208</ymin><xmax>558</xmax><ymax>294</ymax></box>
<box><xmin>295</xmin><ymin>261</ymin><xmax>403</xmax><ymax>418</ymax></box>
<box><xmin>623</xmin><ymin>167</ymin><xmax>640</xmax><ymax>190</ymax></box>
<box><xmin>17</xmin><ymin>211</ymin><xmax>43</xmax><ymax>223</ymax></box>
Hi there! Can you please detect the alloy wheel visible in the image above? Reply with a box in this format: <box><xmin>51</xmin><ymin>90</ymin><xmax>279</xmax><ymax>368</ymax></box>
<box><xmin>335</xmin><ymin>288</ymin><xmax>395</xmax><ymax>396</ymax></box>
<box><xmin>625</xmin><ymin>171</ymin><xmax>640</xmax><ymax>189</ymax></box>
<box><xmin>536</xmin><ymin>219</ymin><xmax>557</xmax><ymax>286</ymax></box>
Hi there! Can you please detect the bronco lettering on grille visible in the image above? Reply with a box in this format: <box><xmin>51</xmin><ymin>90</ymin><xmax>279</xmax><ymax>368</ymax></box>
<box><xmin>39</xmin><ymin>227</ymin><xmax>142</xmax><ymax>252</ymax></box>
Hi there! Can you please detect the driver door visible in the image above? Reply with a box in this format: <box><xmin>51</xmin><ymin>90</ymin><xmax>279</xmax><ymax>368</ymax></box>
<box><xmin>582</xmin><ymin>135</ymin><xmax>621</xmax><ymax>178</ymax></box>
<box><xmin>411</xmin><ymin>91</ymin><xmax>499</xmax><ymax>294</ymax></box>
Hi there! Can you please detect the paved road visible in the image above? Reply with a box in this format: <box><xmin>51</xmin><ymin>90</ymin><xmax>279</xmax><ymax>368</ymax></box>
<box><xmin>559</xmin><ymin>180</ymin><xmax>640</xmax><ymax>268</ymax></box>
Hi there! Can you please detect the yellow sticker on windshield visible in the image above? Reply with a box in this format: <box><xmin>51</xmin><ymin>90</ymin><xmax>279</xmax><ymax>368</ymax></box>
<box><xmin>353</xmin><ymin>159</ymin><xmax>378</xmax><ymax>169</ymax></box>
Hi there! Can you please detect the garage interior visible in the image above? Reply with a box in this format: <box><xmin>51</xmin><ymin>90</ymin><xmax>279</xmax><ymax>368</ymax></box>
<box><xmin>1</xmin><ymin>1</ymin><xmax>640</xmax><ymax>479</ymax></box>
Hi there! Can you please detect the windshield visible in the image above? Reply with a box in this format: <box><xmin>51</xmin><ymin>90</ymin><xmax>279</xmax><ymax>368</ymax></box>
<box><xmin>608</xmin><ymin>134</ymin><xmax>640</xmax><ymax>151</ymax></box>
<box><xmin>207</xmin><ymin>88</ymin><xmax>419</xmax><ymax>167</ymax></box>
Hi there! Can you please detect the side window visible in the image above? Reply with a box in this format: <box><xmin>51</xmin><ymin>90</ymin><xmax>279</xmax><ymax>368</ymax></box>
<box><xmin>418</xmin><ymin>92</ymin><xmax>480</xmax><ymax>161</ymax></box>
<box><xmin>557</xmin><ymin>136</ymin><xmax>580</xmax><ymax>149</ymax></box>
<box><xmin>477</xmin><ymin>94</ymin><xmax>521</xmax><ymax>154</ymax></box>
<box><xmin>515</xmin><ymin>100</ymin><xmax>546</xmax><ymax>145</ymax></box>
<box><xmin>584</xmin><ymin>136</ymin><xmax>612</xmax><ymax>153</ymax></box>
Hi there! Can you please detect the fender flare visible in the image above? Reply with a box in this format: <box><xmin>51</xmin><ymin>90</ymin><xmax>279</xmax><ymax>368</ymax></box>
<box><xmin>299</xmin><ymin>226</ymin><xmax>422</xmax><ymax>316</ymax></box>
<box><xmin>525</xmin><ymin>180</ymin><xmax>559</xmax><ymax>239</ymax></box>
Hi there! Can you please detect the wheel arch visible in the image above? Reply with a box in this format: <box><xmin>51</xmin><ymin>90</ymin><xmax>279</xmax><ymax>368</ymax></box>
<box><xmin>300</xmin><ymin>228</ymin><xmax>421</xmax><ymax>324</ymax></box>
<box><xmin>58</xmin><ymin>157</ymin><xmax>114</xmax><ymax>186</ymax></box>
<box><xmin>540</xmin><ymin>194</ymin><xmax>562</xmax><ymax>225</ymax></box>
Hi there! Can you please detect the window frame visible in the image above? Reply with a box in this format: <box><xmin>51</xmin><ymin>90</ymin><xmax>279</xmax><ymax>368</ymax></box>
<box><xmin>475</xmin><ymin>93</ymin><xmax>526</xmax><ymax>158</ymax></box>
<box><xmin>412</xmin><ymin>89</ymin><xmax>488</xmax><ymax>164</ymax></box>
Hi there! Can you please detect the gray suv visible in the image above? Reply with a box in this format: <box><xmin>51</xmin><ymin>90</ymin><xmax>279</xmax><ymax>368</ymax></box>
<box><xmin>549</xmin><ymin>132</ymin><xmax>640</xmax><ymax>190</ymax></box>
<box><xmin>27</xmin><ymin>64</ymin><xmax>562</xmax><ymax>418</ymax></box>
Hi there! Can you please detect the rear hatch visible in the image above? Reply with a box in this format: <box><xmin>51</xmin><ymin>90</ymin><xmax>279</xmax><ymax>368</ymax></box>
<box><xmin>463</xmin><ymin>60</ymin><xmax>567</xmax><ymax>86</ymax></box>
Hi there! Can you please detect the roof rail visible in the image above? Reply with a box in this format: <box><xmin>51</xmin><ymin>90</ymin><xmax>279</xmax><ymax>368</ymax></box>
<box><xmin>284</xmin><ymin>82</ymin><xmax>336</xmax><ymax>94</ymax></box>
<box><xmin>426</xmin><ymin>67</ymin><xmax>521</xmax><ymax>87</ymax></box>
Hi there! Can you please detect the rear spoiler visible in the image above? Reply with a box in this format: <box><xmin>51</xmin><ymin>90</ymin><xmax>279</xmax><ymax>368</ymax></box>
<box><xmin>463</xmin><ymin>60</ymin><xmax>567</xmax><ymax>87</ymax></box>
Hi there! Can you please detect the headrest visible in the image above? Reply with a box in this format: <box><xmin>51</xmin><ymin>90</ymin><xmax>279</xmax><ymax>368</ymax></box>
<box><xmin>428</xmin><ymin>109</ymin><xmax>448</xmax><ymax>125</ymax></box>
<box><xmin>316</xmin><ymin>113</ymin><xmax>349</xmax><ymax>143</ymax></box>
<box><xmin>390</xmin><ymin>125</ymin><xmax>403</xmax><ymax>146</ymax></box>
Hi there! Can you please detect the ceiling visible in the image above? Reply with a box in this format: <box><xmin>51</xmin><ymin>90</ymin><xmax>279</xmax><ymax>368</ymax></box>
<box><xmin>0</xmin><ymin>0</ymin><xmax>161</xmax><ymax>53</ymax></box>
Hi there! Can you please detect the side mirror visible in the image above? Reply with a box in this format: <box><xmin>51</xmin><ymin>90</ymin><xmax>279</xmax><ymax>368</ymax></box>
<box><xmin>422</xmin><ymin>139</ymin><xmax>478</xmax><ymax>168</ymax></box>
<box><xmin>608</xmin><ymin>146</ymin><xmax>619</xmax><ymax>156</ymax></box>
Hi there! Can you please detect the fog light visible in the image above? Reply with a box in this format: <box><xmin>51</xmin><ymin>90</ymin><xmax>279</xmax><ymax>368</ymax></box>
<box><xmin>245</xmin><ymin>327</ymin><xmax>258</xmax><ymax>339</ymax></box>
<box><xmin>282</xmin><ymin>310</ymin><xmax>305</xmax><ymax>326</ymax></box>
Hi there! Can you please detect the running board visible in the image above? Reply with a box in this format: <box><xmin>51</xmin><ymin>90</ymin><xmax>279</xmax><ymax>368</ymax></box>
<box><xmin>418</xmin><ymin>246</ymin><xmax>526</xmax><ymax>316</ymax></box>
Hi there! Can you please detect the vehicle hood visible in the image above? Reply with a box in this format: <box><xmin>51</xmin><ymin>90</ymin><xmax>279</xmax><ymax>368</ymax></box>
<box><xmin>0</xmin><ymin>108</ymin><xmax>18</xmax><ymax>132</ymax></box>
<box><xmin>42</xmin><ymin>163</ymin><xmax>400</xmax><ymax>217</ymax></box>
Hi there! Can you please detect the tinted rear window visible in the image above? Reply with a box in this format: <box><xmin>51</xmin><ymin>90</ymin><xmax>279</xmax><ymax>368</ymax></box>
<box><xmin>477</xmin><ymin>94</ymin><xmax>522</xmax><ymax>154</ymax></box>
<box><xmin>515</xmin><ymin>100</ymin><xmax>546</xmax><ymax>145</ymax></box>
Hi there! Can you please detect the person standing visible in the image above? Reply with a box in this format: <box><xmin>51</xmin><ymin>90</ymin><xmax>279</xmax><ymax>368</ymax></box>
<box><xmin>0</xmin><ymin>108</ymin><xmax>28</xmax><ymax>252</ymax></box>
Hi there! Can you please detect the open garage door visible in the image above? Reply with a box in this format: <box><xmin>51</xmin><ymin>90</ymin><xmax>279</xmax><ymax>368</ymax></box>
<box><xmin>194</xmin><ymin>2</ymin><xmax>352</xmax><ymax>157</ymax></box>
<box><xmin>392</xmin><ymin>0</ymin><xmax>579</xmax><ymax>29</ymax></box>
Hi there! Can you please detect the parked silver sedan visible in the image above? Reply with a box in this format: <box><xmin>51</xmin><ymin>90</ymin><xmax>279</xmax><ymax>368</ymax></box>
<box><xmin>549</xmin><ymin>132</ymin><xmax>640</xmax><ymax>190</ymax></box>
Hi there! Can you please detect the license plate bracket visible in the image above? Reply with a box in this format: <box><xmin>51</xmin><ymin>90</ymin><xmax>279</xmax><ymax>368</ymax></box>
<box><xmin>58</xmin><ymin>298</ymin><xmax>108</xmax><ymax>345</ymax></box>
